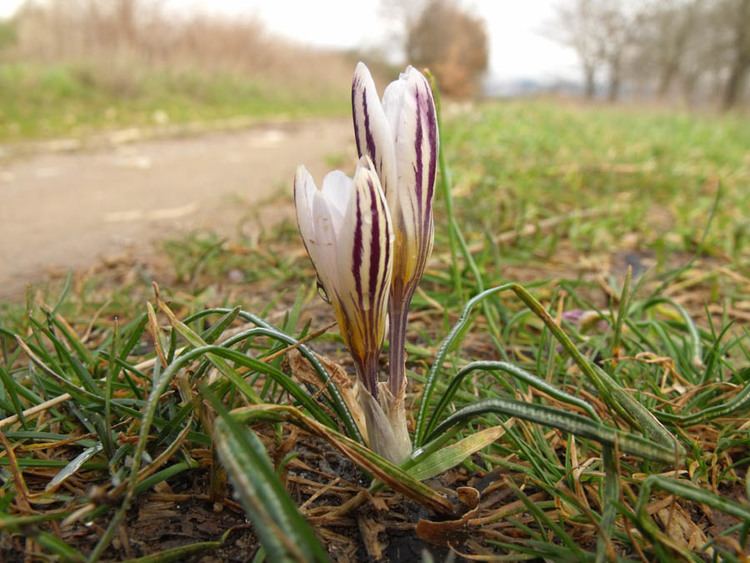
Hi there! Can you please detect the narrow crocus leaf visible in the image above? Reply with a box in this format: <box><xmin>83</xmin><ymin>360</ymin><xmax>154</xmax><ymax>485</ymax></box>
<box><xmin>294</xmin><ymin>156</ymin><xmax>393</xmax><ymax>396</ymax></box>
<box><xmin>407</xmin><ymin>425</ymin><xmax>509</xmax><ymax>482</ymax></box>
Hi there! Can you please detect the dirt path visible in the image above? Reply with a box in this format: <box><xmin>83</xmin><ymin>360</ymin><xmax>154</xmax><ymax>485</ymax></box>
<box><xmin>0</xmin><ymin>118</ymin><xmax>352</xmax><ymax>299</ymax></box>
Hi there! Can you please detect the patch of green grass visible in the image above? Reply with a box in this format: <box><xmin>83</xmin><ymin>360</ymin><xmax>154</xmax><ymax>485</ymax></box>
<box><xmin>441</xmin><ymin>101</ymin><xmax>750</xmax><ymax>264</ymax></box>
<box><xmin>0</xmin><ymin>62</ymin><xmax>347</xmax><ymax>141</ymax></box>
<box><xmin>0</xmin><ymin>101</ymin><xmax>749</xmax><ymax>561</ymax></box>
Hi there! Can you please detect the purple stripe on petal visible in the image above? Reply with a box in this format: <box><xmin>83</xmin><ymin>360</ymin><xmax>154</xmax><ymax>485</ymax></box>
<box><xmin>368</xmin><ymin>177</ymin><xmax>381</xmax><ymax>304</ymax></box>
<box><xmin>378</xmin><ymin>193</ymin><xmax>391</xmax><ymax>312</ymax></box>
<box><xmin>415</xmin><ymin>81</ymin><xmax>438</xmax><ymax>246</ymax></box>
<box><xmin>362</xmin><ymin>92</ymin><xmax>377</xmax><ymax>165</ymax></box>
<box><xmin>352</xmin><ymin>79</ymin><xmax>363</xmax><ymax>157</ymax></box>
<box><xmin>414</xmin><ymin>87</ymin><xmax>424</xmax><ymax>210</ymax></box>
<box><xmin>353</xmin><ymin>189</ymin><xmax>364</xmax><ymax>307</ymax></box>
<box><xmin>414</xmin><ymin>87</ymin><xmax>427</xmax><ymax>256</ymax></box>
<box><xmin>425</xmin><ymin>84</ymin><xmax>438</xmax><ymax>215</ymax></box>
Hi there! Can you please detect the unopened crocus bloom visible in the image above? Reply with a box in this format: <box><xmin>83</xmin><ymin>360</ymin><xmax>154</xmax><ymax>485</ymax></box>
<box><xmin>295</xmin><ymin>157</ymin><xmax>411</xmax><ymax>461</ymax></box>
<box><xmin>352</xmin><ymin>62</ymin><xmax>438</xmax><ymax>397</ymax></box>
<box><xmin>294</xmin><ymin>156</ymin><xmax>393</xmax><ymax>395</ymax></box>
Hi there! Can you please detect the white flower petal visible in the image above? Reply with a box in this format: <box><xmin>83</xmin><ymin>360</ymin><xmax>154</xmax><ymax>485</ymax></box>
<box><xmin>309</xmin><ymin>188</ymin><xmax>340</xmax><ymax>281</ymax></box>
<box><xmin>352</xmin><ymin>62</ymin><xmax>397</xmax><ymax>196</ymax></box>
<box><xmin>382</xmin><ymin>77</ymin><xmax>407</xmax><ymax>140</ymax></box>
<box><xmin>320</xmin><ymin>169</ymin><xmax>353</xmax><ymax>229</ymax></box>
<box><xmin>382</xmin><ymin>66</ymin><xmax>438</xmax><ymax>292</ymax></box>
<box><xmin>293</xmin><ymin>157</ymin><xmax>394</xmax><ymax>392</ymax></box>
<box><xmin>293</xmin><ymin>165</ymin><xmax>317</xmax><ymax>254</ymax></box>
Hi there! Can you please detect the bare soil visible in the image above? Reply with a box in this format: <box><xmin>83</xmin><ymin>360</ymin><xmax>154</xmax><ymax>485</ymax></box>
<box><xmin>0</xmin><ymin>118</ymin><xmax>352</xmax><ymax>299</ymax></box>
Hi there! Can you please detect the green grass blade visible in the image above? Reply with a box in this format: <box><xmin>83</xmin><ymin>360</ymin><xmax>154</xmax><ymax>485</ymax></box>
<box><xmin>37</xmin><ymin>531</ymin><xmax>86</xmax><ymax>562</ymax></box>
<box><xmin>201</xmin><ymin>306</ymin><xmax>240</xmax><ymax>344</ymax></box>
<box><xmin>117</xmin><ymin>313</ymin><xmax>149</xmax><ymax>361</ymax></box>
<box><xmin>662</xmin><ymin>373</ymin><xmax>750</xmax><ymax>426</ymax></box>
<box><xmin>424</xmin><ymin>360</ymin><xmax>599</xmax><ymax>439</ymax></box>
<box><xmin>611</xmin><ymin>266</ymin><xmax>632</xmax><ymax>360</ymax></box>
<box><xmin>133</xmin><ymin>461</ymin><xmax>198</xmax><ymax>495</ymax></box>
<box><xmin>0</xmin><ymin>364</ymin><xmax>27</xmax><ymax>426</ymax></box>
<box><xmin>157</xmin><ymin>301</ymin><xmax>261</xmax><ymax>403</ymax></box>
<box><xmin>121</xmin><ymin>529</ymin><xmax>233</xmax><ymax>563</ymax></box>
<box><xmin>509</xmin><ymin>284</ymin><xmax>682</xmax><ymax>453</ymax></box>
<box><xmin>635</xmin><ymin>297</ymin><xmax>704</xmax><ymax>374</ymax></box>
<box><xmin>503</xmin><ymin>478</ymin><xmax>587</xmax><ymax>558</ymax></box>
<box><xmin>416</xmin><ymin>283</ymin><xmax>514</xmax><ymax>445</ymax></box>
<box><xmin>186</xmin><ymin>309</ymin><xmax>362</xmax><ymax>442</ymax></box>
<box><xmin>636</xmin><ymin>475</ymin><xmax>750</xmax><ymax>523</ymax></box>
<box><xmin>595</xmin><ymin>446</ymin><xmax>620</xmax><ymax>563</ymax></box>
<box><xmin>428</xmin><ymin>398</ymin><xmax>680</xmax><ymax>464</ymax></box>
<box><xmin>45</xmin><ymin>310</ymin><xmax>96</xmax><ymax>369</ymax></box>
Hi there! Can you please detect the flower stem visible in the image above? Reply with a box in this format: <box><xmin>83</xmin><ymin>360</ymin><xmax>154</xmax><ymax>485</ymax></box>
<box><xmin>388</xmin><ymin>300</ymin><xmax>409</xmax><ymax>396</ymax></box>
<box><xmin>357</xmin><ymin>355</ymin><xmax>380</xmax><ymax>399</ymax></box>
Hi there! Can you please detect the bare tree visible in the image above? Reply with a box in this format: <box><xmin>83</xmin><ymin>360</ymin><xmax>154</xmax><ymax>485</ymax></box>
<box><xmin>599</xmin><ymin>3</ymin><xmax>628</xmax><ymax>101</ymax></box>
<box><xmin>546</xmin><ymin>0</ymin><xmax>607</xmax><ymax>99</ymax></box>
<box><xmin>597</xmin><ymin>1</ymin><xmax>652</xmax><ymax>102</ymax></box>
<box><xmin>547</xmin><ymin>0</ymin><xmax>749</xmax><ymax>107</ymax></box>
<box><xmin>405</xmin><ymin>0</ymin><xmax>488</xmax><ymax>98</ymax></box>
<box><xmin>548</xmin><ymin>0</ymin><xmax>651</xmax><ymax>102</ymax></box>
<box><xmin>647</xmin><ymin>0</ymin><xmax>701</xmax><ymax>99</ymax></box>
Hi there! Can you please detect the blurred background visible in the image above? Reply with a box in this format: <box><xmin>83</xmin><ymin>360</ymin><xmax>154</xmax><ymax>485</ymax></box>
<box><xmin>1</xmin><ymin>0</ymin><xmax>748</xmax><ymax>129</ymax></box>
<box><xmin>3</xmin><ymin>5</ymin><xmax>750</xmax><ymax>562</ymax></box>
<box><xmin>0</xmin><ymin>0</ymin><xmax>748</xmax><ymax>298</ymax></box>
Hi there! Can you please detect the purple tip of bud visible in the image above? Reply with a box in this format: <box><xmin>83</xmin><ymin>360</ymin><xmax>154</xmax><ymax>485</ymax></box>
<box><xmin>562</xmin><ymin>309</ymin><xmax>586</xmax><ymax>323</ymax></box>
<box><xmin>562</xmin><ymin>310</ymin><xmax>609</xmax><ymax>333</ymax></box>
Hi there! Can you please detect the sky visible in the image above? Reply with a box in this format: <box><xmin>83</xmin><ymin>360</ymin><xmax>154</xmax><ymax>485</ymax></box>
<box><xmin>0</xmin><ymin>0</ymin><xmax>580</xmax><ymax>83</ymax></box>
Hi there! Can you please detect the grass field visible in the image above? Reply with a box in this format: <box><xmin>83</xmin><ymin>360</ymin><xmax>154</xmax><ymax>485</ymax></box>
<box><xmin>1</xmin><ymin>100</ymin><xmax>749</xmax><ymax>561</ymax></box>
<box><xmin>0</xmin><ymin>62</ymin><xmax>348</xmax><ymax>142</ymax></box>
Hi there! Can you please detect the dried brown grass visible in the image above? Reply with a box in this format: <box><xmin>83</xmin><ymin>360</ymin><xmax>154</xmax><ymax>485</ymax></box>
<box><xmin>9</xmin><ymin>0</ymin><xmax>357</xmax><ymax>96</ymax></box>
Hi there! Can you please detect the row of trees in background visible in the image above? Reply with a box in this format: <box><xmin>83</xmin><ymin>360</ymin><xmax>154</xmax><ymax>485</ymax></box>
<box><xmin>6</xmin><ymin>0</ymin><xmax>744</xmax><ymax>109</ymax></box>
<box><xmin>549</xmin><ymin>0</ymin><xmax>750</xmax><ymax>109</ymax></box>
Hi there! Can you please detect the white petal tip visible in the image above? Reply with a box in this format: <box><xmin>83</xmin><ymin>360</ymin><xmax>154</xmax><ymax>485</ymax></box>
<box><xmin>405</xmin><ymin>65</ymin><xmax>428</xmax><ymax>83</ymax></box>
<box><xmin>354</xmin><ymin>62</ymin><xmax>375</xmax><ymax>84</ymax></box>
<box><xmin>294</xmin><ymin>165</ymin><xmax>317</xmax><ymax>195</ymax></box>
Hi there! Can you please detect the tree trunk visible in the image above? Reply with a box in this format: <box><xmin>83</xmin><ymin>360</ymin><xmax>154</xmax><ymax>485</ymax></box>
<box><xmin>583</xmin><ymin>64</ymin><xmax>596</xmax><ymax>99</ymax></box>
<box><xmin>722</xmin><ymin>59</ymin><xmax>749</xmax><ymax>110</ymax></box>
<box><xmin>680</xmin><ymin>72</ymin><xmax>699</xmax><ymax>107</ymax></box>
<box><xmin>657</xmin><ymin>62</ymin><xmax>678</xmax><ymax>99</ymax></box>
<box><xmin>722</xmin><ymin>0</ymin><xmax>750</xmax><ymax>111</ymax></box>
<box><xmin>607</xmin><ymin>58</ymin><xmax>621</xmax><ymax>102</ymax></box>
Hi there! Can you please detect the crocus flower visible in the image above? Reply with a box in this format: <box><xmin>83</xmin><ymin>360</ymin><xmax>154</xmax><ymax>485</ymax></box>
<box><xmin>352</xmin><ymin>62</ymin><xmax>438</xmax><ymax>397</ymax></box>
<box><xmin>295</xmin><ymin>156</ymin><xmax>412</xmax><ymax>462</ymax></box>
<box><xmin>294</xmin><ymin>156</ymin><xmax>393</xmax><ymax>396</ymax></box>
